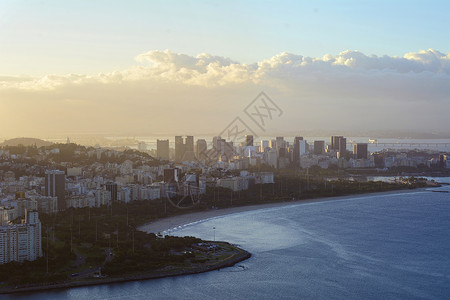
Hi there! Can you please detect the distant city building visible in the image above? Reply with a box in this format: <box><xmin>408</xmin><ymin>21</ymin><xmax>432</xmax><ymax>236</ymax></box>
<box><xmin>245</xmin><ymin>135</ymin><xmax>254</xmax><ymax>147</ymax></box>
<box><xmin>276</xmin><ymin>137</ymin><xmax>285</xmax><ymax>151</ymax></box>
<box><xmin>267</xmin><ymin>148</ymin><xmax>278</xmax><ymax>168</ymax></box>
<box><xmin>444</xmin><ymin>155</ymin><xmax>450</xmax><ymax>169</ymax></box>
<box><xmin>157</xmin><ymin>139</ymin><xmax>170</xmax><ymax>160</ymax></box>
<box><xmin>269</xmin><ymin>139</ymin><xmax>277</xmax><ymax>149</ymax></box>
<box><xmin>164</xmin><ymin>168</ymin><xmax>179</xmax><ymax>183</ymax></box>
<box><xmin>196</xmin><ymin>139</ymin><xmax>207</xmax><ymax>160</ymax></box>
<box><xmin>183</xmin><ymin>136</ymin><xmax>195</xmax><ymax>161</ymax></box>
<box><xmin>174</xmin><ymin>136</ymin><xmax>195</xmax><ymax>161</ymax></box>
<box><xmin>212</xmin><ymin>136</ymin><xmax>222</xmax><ymax>150</ymax></box>
<box><xmin>0</xmin><ymin>210</ymin><xmax>42</xmax><ymax>264</ymax></box>
<box><xmin>331</xmin><ymin>136</ymin><xmax>347</xmax><ymax>157</ymax></box>
<box><xmin>67</xmin><ymin>167</ymin><xmax>82</xmax><ymax>177</ymax></box>
<box><xmin>299</xmin><ymin>140</ymin><xmax>307</xmax><ymax>156</ymax></box>
<box><xmin>314</xmin><ymin>141</ymin><xmax>325</xmax><ymax>155</ymax></box>
<box><xmin>45</xmin><ymin>170</ymin><xmax>66</xmax><ymax>211</ymax></box>
<box><xmin>138</xmin><ymin>142</ymin><xmax>147</xmax><ymax>152</ymax></box>
<box><xmin>293</xmin><ymin>136</ymin><xmax>304</xmax><ymax>165</ymax></box>
<box><xmin>175</xmin><ymin>136</ymin><xmax>184</xmax><ymax>162</ymax></box>
<box><xmin>353</xmin><ymin>143</ymin><xmax>368</xmax><ymax>159</ymax></box>
<box><xmin>106</xmin><ymin>182</ymin><xmax>118</xmax><ymax>202</ymax></box>
<box><xmin>260</xmin><ymin>140</ymin><xmax>269</xmax><ymax>152</ymax></box>
<box><xmin>94</xmin><ymin>189</ymin><xmax>112</xmax><ymax>206</ymax></box>
<box><xmin>31</xmin><ymin>196</ymin><xmax>58</xmax><ymax>214</ymax></box>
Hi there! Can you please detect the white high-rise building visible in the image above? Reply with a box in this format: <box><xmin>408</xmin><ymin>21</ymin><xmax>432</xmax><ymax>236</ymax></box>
<box><xmin>0</xmin><ymin>210</ymin><xmax>42</xmax><ymax>264</ymax></box>
<box><xmin>299</xmin><ymin>140</ymin><xmax>307</xmax><ymax>156</ymax></box>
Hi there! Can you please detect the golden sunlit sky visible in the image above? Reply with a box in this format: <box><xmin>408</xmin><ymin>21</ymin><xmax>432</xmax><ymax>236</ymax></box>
<box><xmin>1</xmin><ymin>0</ymin><xmax>449</xmax><ymax>139</ymax></box>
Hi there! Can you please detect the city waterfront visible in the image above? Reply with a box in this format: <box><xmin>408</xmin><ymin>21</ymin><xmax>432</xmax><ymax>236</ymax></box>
<box><xmin>7</xmin><ymin>184</ymin><xmax>450</xmax><ymax>299</ymax></box>
<box><xmin>39</xmin><ymin>136</ymin><xmax>450</xmax><ymax>153</ymax></box>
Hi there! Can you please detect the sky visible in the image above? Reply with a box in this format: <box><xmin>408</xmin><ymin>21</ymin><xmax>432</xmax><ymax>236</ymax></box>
<box><xmin>0</xmin><ymin>0</ymin><xmax>449</xmax><ymax>138</ymax></box>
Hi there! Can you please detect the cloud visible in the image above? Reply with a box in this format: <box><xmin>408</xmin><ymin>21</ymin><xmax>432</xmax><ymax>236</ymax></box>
<box><xmin>0</xmin><ymin>49</ymin><xmax>449</xmax><ymax>137</ymax></box>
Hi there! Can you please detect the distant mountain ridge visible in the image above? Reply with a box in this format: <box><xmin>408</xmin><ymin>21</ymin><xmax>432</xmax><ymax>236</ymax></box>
<box><xmin>0</xmin><ymin>137</ymin><xmax>53</xmax><ymax>147</ymax></box>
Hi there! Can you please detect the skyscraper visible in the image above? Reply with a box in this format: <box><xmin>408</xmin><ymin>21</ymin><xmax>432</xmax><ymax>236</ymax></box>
<box><xmin>245</xmin><ymin>135</ymin><xmax>254</xmax><ymax>147</ymax></box>
<box><xmin>353</xmin><ymin>143</ymin><xmax>368</xmax><ymax>159</ymax></box>
<box><xmin>175</xmin><ymin>136</ymin><xmax>184</xmax><ymax>162</ymax></box>
<box><xmin>331</xmin><ymin>136</ymin><xmax>347</xmax><ymax>156</ymax></box>
<box><xmin>157</xmin><ymin>139</ymin><xmax>170</xmax><ymax>160</ymax></box>
<box><xmin>314</xmin><ymin>140</ymin><xmax>325</xmax><ymax>155</ymax></box>
<box><xmin>260</xmin><ymin>140</ymin><xmax>269</xmax><ymax>152</ymax></box>
<box><xmin>331</xmin><ymin>136</ymin><xmax>340</xmax><ymax>150</ymax></box>
<box><xmin>269</xmin><ymin>139</ymin><xmax>277</xmax><ymax>149</ymax></box>
<box><xmin>338</xmin><ymin>137</ymin><xmax>347</xmax><ymax>156</ymax></box>
<box><xmin>276</xmin><ymin>137</ymin><xmax>285</xmax><ymax>150</ymax></box>
<box><xmin>183</xmin><ymin>136</ymin><xmax>195</xmax><ymax>161</ymax></box>
<box><xmin>293</xmin><ymin>136</ymin><xmax>304</xmax><ymax>165</ymax></box>
<box><xmin>196</xmin><ymin>139</ymin><xmax>207</xmax><ymax>160</ymax></box>
<box><xmin>45</xmin><ymin>170</ymin><xmax>65</xmax><ymax>211</ymax></box>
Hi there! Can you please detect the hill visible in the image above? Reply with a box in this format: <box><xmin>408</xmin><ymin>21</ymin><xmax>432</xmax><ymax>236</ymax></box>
<box><xmin>0</xmin><ymin>137</ymin><xmax>53</xmax><ymax>147</ymax></box>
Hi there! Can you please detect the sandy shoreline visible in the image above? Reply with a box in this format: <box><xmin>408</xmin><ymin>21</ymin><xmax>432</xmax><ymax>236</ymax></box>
<box><xmin>139</xmin><ymin>188</ymin><xmax>427</xmax><ymax>234</ymax></box>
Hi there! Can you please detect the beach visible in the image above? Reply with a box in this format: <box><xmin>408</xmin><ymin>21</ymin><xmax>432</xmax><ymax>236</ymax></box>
<box><xmin>139</xmin><ymin>188</ymin><xmax>425</xmax><ymax>234</ymax></box>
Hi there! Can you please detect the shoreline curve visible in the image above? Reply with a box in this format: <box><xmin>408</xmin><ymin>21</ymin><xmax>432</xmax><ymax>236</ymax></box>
<box><xmin>139</xmin><ymin>188</ymin><xmax>428</xmax><ymax>234</ymax></box>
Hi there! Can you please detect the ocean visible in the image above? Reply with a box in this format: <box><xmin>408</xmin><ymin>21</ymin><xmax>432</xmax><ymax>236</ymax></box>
<box><xmin>6</xmin><ymin>185</ymin><xmax>450</xmax><ymax>299</ymax></box>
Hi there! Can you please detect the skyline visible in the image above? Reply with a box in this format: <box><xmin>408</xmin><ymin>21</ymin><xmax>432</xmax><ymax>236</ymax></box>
<box><xmin>1</xmin><ymin>1</ymin><xmax>450</xmax><ymax>138</ymax></box>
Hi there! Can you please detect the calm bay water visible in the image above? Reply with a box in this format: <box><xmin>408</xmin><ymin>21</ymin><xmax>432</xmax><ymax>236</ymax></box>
<box><xmin>7</xmin><ymin>186</ymin><xmax>450</xmax><ymax>299</ymax></box>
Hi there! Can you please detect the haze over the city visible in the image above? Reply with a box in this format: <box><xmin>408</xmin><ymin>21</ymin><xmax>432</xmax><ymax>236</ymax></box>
<box><xmin>1</xmin><ymin>0</ymin><xmax>449</xmax><ymax>138</ymax></box>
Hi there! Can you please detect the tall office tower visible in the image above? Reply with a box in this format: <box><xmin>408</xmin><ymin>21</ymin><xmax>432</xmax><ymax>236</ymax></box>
<box><xmin>175</xmin><ymin>136</ymin><xmax>185</xmax><ymax>162</ymax></box>
<box><xmin>278</xmin><ymin>147</ymin><xmax>287</xmax><ymax>158</ymax></box>
<box><xmin>331</xmin><ymin>136</ymin><xmax>347</xmax><ymax>155</ymax></box>
<box><xmin>353</xmin><ymin>143</ymin><xmax>368</xmax><ymax>159</ymax></box>
<box><xmin>275</xmin><ymin>137</ymin><xmax>286</xmax><ymax>161</ymax></box>
<box><xmin>245</xmin><ymin>135</ymin><xmax>254</xmax><ymax>147</ymax></box>
<box><xmin>223</xmin><ymin>141</ymin><xmax>235</xmax><ymax>160</ymax></box>
<box><xmin>293</xmin><ymin>136</ymin><xmax>304</xmax><ymax>165</ymax></box>
<box><xmin>196</xmin><ymin>139</ymin><xmax>207</xmax><ymax>160</ymax></box>
<box><xmin>212</xmin><ymin>136</ymin><xmax>222</xmax><ymax>151</ymax></box>
<box><xmin>276</xmin><ymin>137</ymin><xmax>285</xmax><ymax>149</ymax></box>
<box><xmin>331</xmin><ymin>136</ymin><xmax>339</xmax><ymax>150</ymax></box>
<box><xmin>157</xmin><ymin>139</ymin><xmax>170</xmax><ymax>160</ymax></box>
<box><xmin>269</xmin><ymin>139</ymin><xmax>277</xmax><ymax>149</ymax></box>
<box><xmin>185</xmin><ymin>136</ymin><xmax>194</xmax><ymax>153</ymax></box>
<box><xmin>338</xmin><ymin>137</ymin><xmax>347</xmax><ymax>155</ymax></box>
<box><xmin>183</xmin><ymin>136</ymin><xmax>195</xmax><ymax>161</ymax></box>
<box><xmin>314</xmin><ymin>140</ymin><xmax>325</xmax><ymax>155</ymax></box>
<box><xmin>260</xmin><ymin>140</ymin><xmax>269</xmax><ymax>152</ymax></box>
<box><xmin>45</xmin><ymin>170</ymin><xmax>65</xmax><ymax>211</ymax></box>
<box><xmin>106</xmin><ymin>182</ymin><xmax>118</xmax><ymax>202</ymax></box>
<box><xmin>217</xmin><ymin>138</ymin><xmax>226</xmax><ymax>154</ymax></box>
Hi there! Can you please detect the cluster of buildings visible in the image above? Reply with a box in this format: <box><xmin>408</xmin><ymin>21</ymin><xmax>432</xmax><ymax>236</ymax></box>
<box><xmin>154</xmin><ymin>135</ymin><xmax>372</xmax><ymax>169</ymax></box>
<box><xmin>154</xmin><ymin>135</ymin><xmax>450</xmax><ymax>171</ymax></box>
<box><xmin>0</xmin><ymin>135</ymin><xmax>448</xmax><ymax>264</ymax></box>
